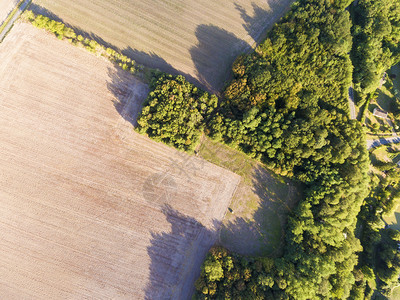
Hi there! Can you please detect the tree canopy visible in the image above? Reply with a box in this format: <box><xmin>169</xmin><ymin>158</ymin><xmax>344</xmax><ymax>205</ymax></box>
<box><xmin>195</xmin><ymin>0</ymin><xmax>371</xmax><ymax>298</ymax></box>
<box><xmin>208</xmin><ymin>0</ymin><xmax>355</xmax><ymax>177</ymax></box>
<box><xmin>137</xmin><ymin>74</ymin><xmax>217</xmax><ymax>151</ymax></box>
<box><xmin>351</xmin><ymin>0</ymin><xmax>400</xmax><ymax>96</ymax></box>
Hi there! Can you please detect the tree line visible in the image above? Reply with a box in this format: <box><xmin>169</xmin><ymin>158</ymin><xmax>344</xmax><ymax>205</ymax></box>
<box><xmin>193</xmin><ymin>0</ymin><xmax>371</xmax><ymax>298</ymax></box>
<box><xmin>353</xmin><ymin>146</ymin><xmax>400</xmax><ymax>298</ymax></box>
<box><xmin>21</xmin><ymin>10</ymin><xmax>151</xmax><ymax>80</ymax></box>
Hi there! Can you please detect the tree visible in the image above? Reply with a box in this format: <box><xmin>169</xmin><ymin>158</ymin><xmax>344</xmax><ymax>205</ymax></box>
<box><xmin>137</xmin><ymin>74</ymin><xmax>217</xmax><ymax>151</ymax></box>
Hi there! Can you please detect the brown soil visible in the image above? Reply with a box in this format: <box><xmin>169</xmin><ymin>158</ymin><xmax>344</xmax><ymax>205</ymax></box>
<box><xmin>0</xmin><ymin>24</ymin><xmax>240</xmax><ymax>299</ymax></box>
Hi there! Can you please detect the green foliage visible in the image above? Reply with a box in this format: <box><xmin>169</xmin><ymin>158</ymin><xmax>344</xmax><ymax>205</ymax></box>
<box><xmin>137</xmin><ymin>74</ymin><xmax>217</xmax><ymax>151</ymax></box>
<box><xmin>194</xmin><ymin>247</ymin><xmax>280</xmax><ymax>299</ymax></box>
<box><xmin>196</xmin><ymin>0</ymin><xmax>370</xmax><ymax>298</ymax></box>
<box><xmin>209</xmin><ymin>0</ymin><xmax>355</xmax><ymax>177</ymax></box>
<box><xmin>374</xmin><ymin>228</ymin><xmax>400</xmax><ymax>296</ymax></box>
<box><xmin>203</xmin><ymin>256</ymin><xmax>224</xmax><ymax>282</ymax></box>
<box><xmin>351</xmin><ymin>0</ymin><xmax>400</xmax><ymax>95</ymax></box>
<box><xmin>360</xmin><ymin>92</ymin><xmax>378</xmax><ymax>123</ymax></box>
<box><xmin>351</xmin><ymin>148</ymin><xmax>400</xmax><ymax>299</ymax></box>
<box><xmin>333</xmin><ymin>0</ymin><xmax>354</xmax><ymax>9</ymax></box>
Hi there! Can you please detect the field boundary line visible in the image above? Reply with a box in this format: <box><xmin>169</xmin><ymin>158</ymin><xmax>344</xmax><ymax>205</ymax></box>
<box><xmin>0</xmin><ymin>0</ymin><xmax>31</xmax><ymax>42</ymax></box>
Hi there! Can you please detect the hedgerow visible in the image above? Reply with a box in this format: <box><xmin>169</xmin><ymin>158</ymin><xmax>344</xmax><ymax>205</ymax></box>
<box><xmin>21</xmin><ymin>10</ymin><xmax>150</xmax><ymax>79</ymax></box>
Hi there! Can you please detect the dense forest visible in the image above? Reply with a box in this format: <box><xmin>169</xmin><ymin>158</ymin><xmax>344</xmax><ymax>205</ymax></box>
<box><xmin>194</xmin><ymin>0</ymin><xmax>371</xmax><ymax>298</ymax></box>
<box><xmin>134</xmin><ymin>0</ymin><xmax>400</xmax><ymax>298</ymax></box>
<box><xmin>351</xmin><ymin>0</ymin><xmax>400</xmax><ymax>98</ymax></box>
<box><xmin>354</xmin><ymin>147</ymin><xmax>400</xmax><ymax>298</ymax></box>
<box><xmin>208</xmin><ymin>0</ymin><xmax>355</xmax><ymax>177</ymax></box>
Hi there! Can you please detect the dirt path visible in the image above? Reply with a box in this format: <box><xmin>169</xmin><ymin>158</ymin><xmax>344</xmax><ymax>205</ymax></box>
<box><xmin>0</xmin><ymin>0</ymin><xmax>18</xmax><ymax>25</ymax></box>
<box><xmin>0</xmin><ymin>0</ymin><xmax>30</xmax><ymax>42</ymax></box>
<box><xmin>348</xmin><ymin>86</ymin><xmax>356</xmax><ymax>120</ymax></box>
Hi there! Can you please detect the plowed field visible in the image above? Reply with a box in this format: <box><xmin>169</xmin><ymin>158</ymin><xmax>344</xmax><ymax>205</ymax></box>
<box><xmin>0</xmin><ymin>23</ymin><xmax>240</xmax><ymax>299</ymax></box>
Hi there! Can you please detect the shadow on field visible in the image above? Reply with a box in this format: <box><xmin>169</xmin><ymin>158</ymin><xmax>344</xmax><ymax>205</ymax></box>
<box><xmin>31</xmin><ymin>4</ymin><xmax>196</xmax><ymax>85</ymax></box>
<box><xmin>106</xmin><ymin>67</ymin><xmax>150</xmax><ymax>127</ymax></box>
<box><xmin>393</xmin><ymin>212</ymin><xmax>400</xmax><ymax>231</ymax></box>
<box><xmin>190</xmin><ymin>24</ymin><xmax>250</xmax><ymax>94</ymax></box>
<box><xmin>120</xmin><ymin>46</ymin><xmax>202</xmax><ymax>88</ymax></box>
<box><xmin>235</xmin><ymin>3</ymin><xmax>271</xmax><ymax>43</ymax></box>
<box><xmin>220</xmin><ymin>165</ymin><xmax>300</xmax><ymax>257</ymax></box>
<box><xmin>144</xmin><ymin>204</ymin><xmax>219</xmax><ymax>299</ymax></box>
<box><xmin>30</xmin><ymin>2</ymin><xmax>292</xmax><ymax>95</ymax></box>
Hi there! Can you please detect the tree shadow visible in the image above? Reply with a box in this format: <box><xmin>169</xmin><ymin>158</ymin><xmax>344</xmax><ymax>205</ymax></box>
<box><xmin>30</xmin><ymin>4</ymin><xmax>201</xmax><ymax>87</ymax></box>
<box><xmin>376</xmin><ymin>90</ymin><xmax>393</xmax><ymax>112</ymax></box>
<box><xmin>120</xmin><ymin>46</ymin><xmax>203</xmax><ymax>88</ymax></box>
<box><xmin>234</xmin><ymin>3</ymin><xmax>272</xmax><ymax>44</ymax></box>
<box><xmin>394</xmin><ymin>212</ymin><xmax>400</xmax><ymax>230</ymax></box>
<box><xmin>220</xmin><ymin>165</ymin><xmax>301</xmax><ymax>257</ymax></box>
<box><xmin>30</xmin><ymin>4</ymin><xmax>231</xmax><ymax>94</ymax></box>
<box><xmin>369</xmin><ymin>103</ymin><xmax>378</xmax><ymax>112</ymax></box>
<box><xmin>30</xmin><ymin>4</ymin><xmax>280</xmax><ymax>96</ymax></box>
<box><xmin>369</xmin><ymin>151</ymin><xmax>381</xmax><ymax>166</ymax></box>
<box><xmin>105</xmin><ymin>54</ymin><xmax>205</xmax><ymax>130</ymax></box>
<box><xmin>190</xmin><ymin>24</ymin><xmax>250</xmax><ymax>94</ymax></box>
<box><xmin>144</xmin><ymin>204</ymin><xmax>220</xmax><ymax>299</ymax></box>
<box><xmin>106</xmin><ymin>66</ymin><xmax>149</xmax><ymax>127</ymax></box>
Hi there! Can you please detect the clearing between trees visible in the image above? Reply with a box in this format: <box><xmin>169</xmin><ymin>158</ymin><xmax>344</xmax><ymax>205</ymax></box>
<box><xmin>0</xmin><ymin>23</ymin><xmax>239</xmax><ymax>299</ymax></box>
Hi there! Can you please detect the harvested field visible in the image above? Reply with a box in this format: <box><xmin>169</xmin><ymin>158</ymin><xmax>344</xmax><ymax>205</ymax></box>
<box><xmin>0</xmin><ymin>23</ymin><xmax>240</xmax><ymax>299</ymax></box>
<box><xmin>0</xmin><ymin>0</ymin><xmax>18</xmax><ymax>25</ymax></box>
<box><xmin>32</xmin><ymin>0</ymin><xmax>295</xmax><ymax>92</ymax></box>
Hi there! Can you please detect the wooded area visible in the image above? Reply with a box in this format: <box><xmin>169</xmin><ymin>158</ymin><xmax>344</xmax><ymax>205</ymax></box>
<box><xmin>121</xmin><ymin>0</ymin><xmax>400</xmax><ymax>297</ymax></box>
<box><xmin>193</xmin><ymin>0</ymin><xmax>399</xmax><ymax>298</ymax></box>
<box><xmin>136</xmin><ymin>0</ymin><xmax>369</xmax><ymax>297</ymax></box>
<box><xmin>351</xmin><ymin>0</ymin><xmax>400</xmax><ymax>98</ymax></box>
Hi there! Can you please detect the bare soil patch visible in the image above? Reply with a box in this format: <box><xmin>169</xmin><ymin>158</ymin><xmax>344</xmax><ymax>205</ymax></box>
<box><xmin>0</xmin><ymin>24</ymin><xmax>239</xmax><ymax>299</ymax></box>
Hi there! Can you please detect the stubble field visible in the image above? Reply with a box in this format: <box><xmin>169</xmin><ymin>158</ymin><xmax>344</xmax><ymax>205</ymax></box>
<box><xmin>32</xmin><ymin>0</ymin><xmax>294</xmax><ymax>92</ymax></box>
<box><xmin>0</xmin><ymin>23</ymin><xmax>240</xmax><ymax>299</ymax></box>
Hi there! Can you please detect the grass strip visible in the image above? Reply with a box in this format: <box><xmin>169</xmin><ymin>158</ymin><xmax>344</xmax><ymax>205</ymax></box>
<box><xmin>0</xmin><ymin>0</ymin><xmax>25</xmax><ymax>33</ymax></box>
